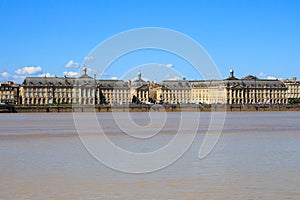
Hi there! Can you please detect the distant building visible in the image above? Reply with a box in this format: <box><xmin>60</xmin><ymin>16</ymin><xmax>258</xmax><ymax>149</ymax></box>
<box><xmin>0</xmin><ymin>81</ymin><xmax>19</xmax><ymax>104</ymax></box>
<box><xmin>158</xmin><ymin>78</ymin><xmax>191</xmax><ymax>104</ymax></box>
<box><xmin>281</xmin><ymin>77</ymin><xmax>300</xmax><ymax>102</ymax></box>
<box><xmin>190</xmin><ymin>70</ymin><xmax>288</xmax><ymax>105</ymax></box>
<box><xmin>97</xmin><ymin>79</ymin><xmax>130</xmax><ymax>105</ymax></box>
<box><xmin>72</xmin><ymin>69</ymin><xmax>97</xmax><ymax>105</ymax></box>
<box><xmin>16</xmin><ymin>69</ymin><xmax>298</xmax><ymax>106</ymax></box>
<box><xmin>20</xmin><ymin>76</ymin><xmax>75</xmax><ymax>105</ymax></box>
<box><xmin>129</xmin><ymin>71</ymin><xmax>149</xmax><ymax>104</ymax></box>
<box><xmin>190</xmin><ymin>79</ymin><xmax>226</xmax><ymax>104</ymax></box>
<box><xmin>223</xmin><ymin>70</ymin><xmax>288</xmax><ymax>104</ymax></box>
<box><xmin>20</xmin><ymin>68</ymin><xmax>98</xmax><ymax>105</ymax></box>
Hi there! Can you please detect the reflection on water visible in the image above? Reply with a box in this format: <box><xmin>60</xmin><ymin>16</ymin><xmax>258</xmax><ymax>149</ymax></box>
<box><xmin>1</xmin><ymin>112</ymin><xmax>300</xmax><ymax>199</ymax></box>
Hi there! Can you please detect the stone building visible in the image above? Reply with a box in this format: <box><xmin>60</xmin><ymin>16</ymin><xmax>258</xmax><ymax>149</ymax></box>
<box><xmin>72</xmin><ymin>68</ymin><xmax>97</xmax><ymax>105</ymax></box>
<box><xmin>19</xmin><ymin>69</ymin><xmax>131</xmax><ymax>106</ymax></box>
<box><xmin>281</xmin><ymin>77</ymin><xmax>300</xmax><ymax>103</ymax></box>
<box><xmin>129</xmin><ymin>71</ymin><xmax>149</xmax><ymax>104</ymax></box>
<box><xmin>20</xmin><ymin>76</ymin><xmax>75</xmax><ymax>105</ymax></box>
<box><xmin>20</xmin><ymin>68</ymin><xmax>98</xmax><ymax>105</ymax></box>
<box><xmin>17</xmin><ymin>69</ymin><xmax>296</xmax><ymax>106</ymax></box>
<box><xmin>190</xmin><ymin>80</ymin><xmax>226</xmax><ymax>104</ymax></box>
<box><xmin>224</xmin><ymin>70</ymin><xmax>287</xmax><ymax>104</ymax></box>
<box><xmin>190</xmin><ymin>70</ymin><xmax>288</xmax><ymax>105</ymax></box>
<box><xmin>97</xmin><ymin>80</ymin><xmax>130</xmax><ymax>105</ymax></box>
<box><xmin>158</xmin><ymin>78</ymin><xmax>191</xmax><ymax>104</ymax></box>
<box><xmin>0</xmin><ymin>81</ymin><xmax>19</xmax><ymax>104</ymax></box>
<box><xmin>148</xmin><ymin>82</ymin><xmax>161</xmax><ymax>103</ymax></box>
<box><xmin>225</xmin><ymin>74</ymin><xmax>287</xmax><ymax>105</ymax></box>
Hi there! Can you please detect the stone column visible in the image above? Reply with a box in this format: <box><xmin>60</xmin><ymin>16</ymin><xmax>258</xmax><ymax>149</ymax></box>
<box><xmin>241</xmin><ymin>90</ymin><xmax>244</xmax><ymax>104</ymax></box>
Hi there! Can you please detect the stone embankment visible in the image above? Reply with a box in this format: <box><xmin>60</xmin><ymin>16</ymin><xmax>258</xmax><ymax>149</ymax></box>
<box><xmin>1</xmin><ymin>104</ymin><xmax>300</xmax><ymax>113</ymax></box>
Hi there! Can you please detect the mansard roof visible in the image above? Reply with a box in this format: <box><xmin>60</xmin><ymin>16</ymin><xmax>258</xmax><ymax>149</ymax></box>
<box><xmin>224</xmin><ymin>76</ymin><xmax>239</xmax><ymax>81</ymax></box>
<box><xmin>136</xmin><ymin>84</ymin><xmax>149</xmax><ymax>91</ymax></box>
<box><xmin>189</xmin><ymin>76</ymin><xmax>286</xmax><ymax>89</ymax></box>
<box><xmin>131</xmin><ymin>79</ymin><xmax>147</xmax><ymax>88</ymax></box>
<box><xmin>97</xmin><ymin>80</ymin><xmax>129</xmax><ymax>88</ymax></box>
<box><xmin>224</xmin><ymin>78</ymin><xmax>286</xmax><ymax>88</ymax></box>
<box><xmin>189</xmin><ymin>80</ymin><xmax>207</xmax><ymax>87</ymax></box>
<box><xmin>189</xmin><ymin>80</ymin><xmax>226</xmax><ymax>87</ymax></box>
<box><xmin>162</xmin><ymin>79</ymin><xmax>191</xmax><ymax>89</ymax></box>
<box><xmin>79</xmin><ymin>73</ymin><xmax>93</xmax><ymax>79</ymax></box>
<box><xmin>22</xmin><ymin>76</ymin><xmax>74</xmax><ymax>86</ymax></box>
<box><xmin>242</xmin><ymin>75</ymin><xmax>258</xmax><ymax>80</ymax></box>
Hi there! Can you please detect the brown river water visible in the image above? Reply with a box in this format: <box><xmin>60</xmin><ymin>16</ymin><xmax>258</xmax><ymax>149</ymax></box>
<box><xmin>1</xmin><ymin>112</ymin><xmax>300</xmax><ymax>199</ymax></box>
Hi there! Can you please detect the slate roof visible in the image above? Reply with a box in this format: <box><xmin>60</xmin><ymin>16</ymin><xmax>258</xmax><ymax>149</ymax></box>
<box><xmin>97</xmin><ymin>80</ymin><xmax>129</xmax><ymax>89</ymax></box>
<box><xmin>224</xmin><ymin>75</ymin><xmax>286</xmax><ymax>88</ymax></box>
<box><xmin>22</xmin><ymin>77</ymin><xmax>74</xmax><ymax>87</ymax></box>
<box><xmin>161</xmin><ymin>80</ymin><xmax>191</xmax><ymax>89</ymax></box>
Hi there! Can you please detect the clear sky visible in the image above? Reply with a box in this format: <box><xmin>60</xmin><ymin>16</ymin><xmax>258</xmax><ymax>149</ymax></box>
<box><xmin>0</xmin><ymin>0</ymin><xmax>299</xmax><ymax>83</ymax></box>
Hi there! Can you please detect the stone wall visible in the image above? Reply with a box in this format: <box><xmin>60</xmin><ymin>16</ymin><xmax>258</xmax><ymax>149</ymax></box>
<box><xmin>2</xmin><ymin>104</ymin><xmax>300</xmax><ymax>113</ymax></box>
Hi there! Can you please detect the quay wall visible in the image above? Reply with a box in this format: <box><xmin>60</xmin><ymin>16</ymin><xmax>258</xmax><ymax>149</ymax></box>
<box><xmin>1</xmin><ymin>104</ymin><xmax>300</xmax><ymax>113</ymax></box>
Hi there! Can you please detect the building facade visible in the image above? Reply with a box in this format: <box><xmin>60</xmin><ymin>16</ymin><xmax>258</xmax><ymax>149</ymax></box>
<box><xmin>20</xmin><ymin>76</ymin><xmax>75</xmax><ymax>105</ymax></box>
<box><xmin>72</xmin><ymin>71</ymin><xmax>97</xmax><ymax>105</ymax></box>
<box><xmin>189</xmin><ymin>70</ymin><xmax>288</xmax><ymax>105</ymax></box>
<box><xmin>97</xmin><ymin>80</ymin><xmax>130</xmax><ymax>105</ymax></box>
<box><xmin>190</xmin><ymin>80</ymin><xmax>227</xmax><ymax>104</ymax></box>
<box><xmin>0</xmin><ymin>81</ymin><xmax>19</xmax><ymax>104</ymax></box>
<box><xmin>281</xmin><ymin>77</ymin><xmax>300</xmax><ymax>103</ymax></box>
<box><xmin>14</xmin><ymin>69</ymin><xmax>300</xmax><ymax>106</ymax></box>
<box><xmin>158</xmin><ymin>78</ymin><xmax>192</xmax><ymax>104</ymax></box>
<box><xmin>129</xmin><ymin>72</ymin><xmax>149</xmax><ymax>104</ymax></box>
<box><xmin>223</xmin><ymin>70</ymin><xmax>288</xmax><ymax>104</ymax></box>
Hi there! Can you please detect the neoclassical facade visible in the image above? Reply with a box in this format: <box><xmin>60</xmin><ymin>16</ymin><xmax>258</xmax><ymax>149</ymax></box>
<box><xmin>17</xmin><ymin>69</ymin><xmax>298</xmax><ymax>106</ymax></box>
<box><xmin>20</xmin><ymin>76</ymin><xmax>74</xmax><ymax>105</ymax></box>
<box><xmin>190</xmin><ymin>70</ymin><xmax>288</xmax><ymax>105</ymax></box>
<box><xmin>19</xmin><ymin>69</ymin><xmax>131</xmax><ymax>106</ymax></box>
<box><xmin>72</xmin><ymin>72</ymin><xmax>97</xmax><ymax>105</ymax></box>
<box><xmin>129</xmin><ymin>72</ymin><xmax>149</xmax><ymax>103</ymax></box>
<box><xmin>97</xmin><ymin>79</ymin><xmax>130</xmax><ymax>105</ymax></box>
<box><xmin>0</xmin><ymin>81</ymin><xmax>19</xmax><ymax>104</ymax></box>
<box><xmin>190</xmin><ymin>80</ymin><xmax>227</xmax><ymax>104</ymax></box>
<box><xmin>223</xmin><ymin>70</ymin><xmax>288</xmax><ymax>104</ymax></box>
<box><xmin>158</xmin><ymin>79</ymin><xmax>192</xmax><ymax>104</ymax></box>
<box><xmin>282</xmin><ymin>77</ymin><xmax>300</xmax><ymax>102</ymax></box>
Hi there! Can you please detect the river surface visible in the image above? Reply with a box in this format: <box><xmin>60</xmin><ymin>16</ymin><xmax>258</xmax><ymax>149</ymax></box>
<box><xmin>1</xmin><ymin>112</ymin><xmax>300</xmax><ymax>199</ymax></box>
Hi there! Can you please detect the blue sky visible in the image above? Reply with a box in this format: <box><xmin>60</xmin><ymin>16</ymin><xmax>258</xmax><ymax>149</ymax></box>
<box><xmin>0</xmin><ymin>0</ymin><xmax>299</xmax><ymax>83</ymax></box>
